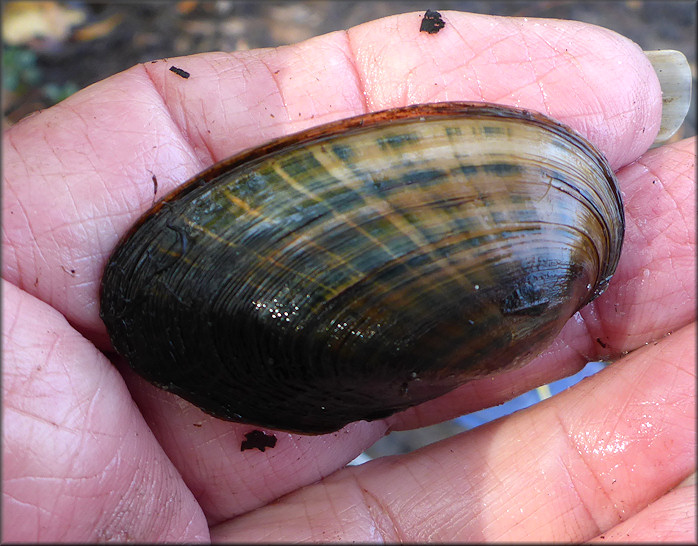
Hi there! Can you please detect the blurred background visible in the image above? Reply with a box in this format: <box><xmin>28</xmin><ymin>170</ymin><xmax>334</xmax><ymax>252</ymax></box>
<box><xmin>3</xmin><ymin>1</ymin><xmax>696</xmax><ymax>132</ymax></box>
<box><xmin>3</xmin><ymin>1</ymin><xmax>695</xmax><ymax>460</ymax></box>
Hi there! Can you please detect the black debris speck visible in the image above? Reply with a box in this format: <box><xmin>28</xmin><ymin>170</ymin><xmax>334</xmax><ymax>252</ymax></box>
<box><xmin>241</xmin><ymin>429</ymin><xmax>278</xmax><ymax>452</ymax></box>
<box><xmin>420</xmin><ymin>10</ymin><xmax>446</xmax><ymax>34</ymax></box>
<box><xmin>169</xmin><ymin>66</ymin><xmax>190</xmax><ymax>79</ymax></box>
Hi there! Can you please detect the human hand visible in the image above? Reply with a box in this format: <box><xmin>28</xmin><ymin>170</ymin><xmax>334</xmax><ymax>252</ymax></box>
<box><xmin>3</xmin><ymin>11</ymin><xmax>694</xmax><ymax>542</ymax></box>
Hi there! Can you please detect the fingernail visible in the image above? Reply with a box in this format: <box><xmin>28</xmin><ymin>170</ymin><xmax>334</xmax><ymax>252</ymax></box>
<box><xmin>644</xmin><ymin>49</ymin><xmax>692</xmax><ymax>147</ymax></box>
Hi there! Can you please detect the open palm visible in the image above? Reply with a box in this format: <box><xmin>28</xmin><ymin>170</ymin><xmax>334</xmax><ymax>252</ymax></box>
<box><xmin>3</xmin><ymin>11</ymin><xmax>694</xmax><ymax>542</ymax></box>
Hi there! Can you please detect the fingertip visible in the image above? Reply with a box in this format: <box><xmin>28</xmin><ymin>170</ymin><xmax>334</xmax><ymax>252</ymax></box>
<box><xmin>348</xmin><ymin>10</ymin><xmax>663</xmax><ymax>168</ymax></box>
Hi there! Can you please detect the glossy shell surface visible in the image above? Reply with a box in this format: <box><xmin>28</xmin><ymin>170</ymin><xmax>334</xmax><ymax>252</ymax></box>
<box><xmin>100</xmin><ymin>102</ymin><xmax>624</xmax><ymax>434</ymax></box>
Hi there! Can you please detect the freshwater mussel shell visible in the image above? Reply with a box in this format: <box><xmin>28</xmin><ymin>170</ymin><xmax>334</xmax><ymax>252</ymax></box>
<box><xmin>100</xmin><ymin>102</ymin><xmax>624</xmax><ymax>434</ymax></box>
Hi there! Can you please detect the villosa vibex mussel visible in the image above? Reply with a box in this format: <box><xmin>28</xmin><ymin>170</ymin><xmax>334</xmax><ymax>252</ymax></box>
<box><xmin>100</xmin><ymin>102</ymin><xmax>624</xmax><ymax>434</ymax></box>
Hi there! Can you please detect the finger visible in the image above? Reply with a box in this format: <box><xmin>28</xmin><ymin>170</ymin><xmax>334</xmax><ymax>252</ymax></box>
<box><xmin>349</xmin><ymin>11</ymin><xmax>661</xmax><ymax>168</ymax></box>
<box><xmin>388</xmin><ymin>136</ymin><xmax>695</xmax><ymax>430</ymax></box>
<box><xmin>2</xmin><ymin>11</ymin><xmax>663</xmax><ymax>347</ymax></box>
<box><xmin>120</xmin><ymin>366</ymin><xmax>387</xmax><ymax>524</ymax></box>
<box><xmin>1</xmin><ymin>281</ymin><xmax>208</xmax><ymax>542</ymax></box>
<box><xmin>210</xmin><ymin>323</ymin><xmax>695</xmax><ymax>542</ymax></box>
<box><xmin>597</xmin><ymin>137</ymin><xmax>696</xmax><ymax>350</ymax></box>
<box><xmin>588</xmin><ymin>473</ymin><xmax>696</xmax><ymax>543</ymax></box>
<box><xmin>143</xmin><ymin>11</ymin><xmax>660</xmax><ymax>169</ymax></box>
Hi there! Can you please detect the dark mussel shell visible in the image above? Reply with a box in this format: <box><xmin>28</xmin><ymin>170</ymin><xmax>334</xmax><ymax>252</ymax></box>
<box><xmin>100</xmin><ymin>102</ymin><xmax>624</xmax><ymax>434</ymax></box>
